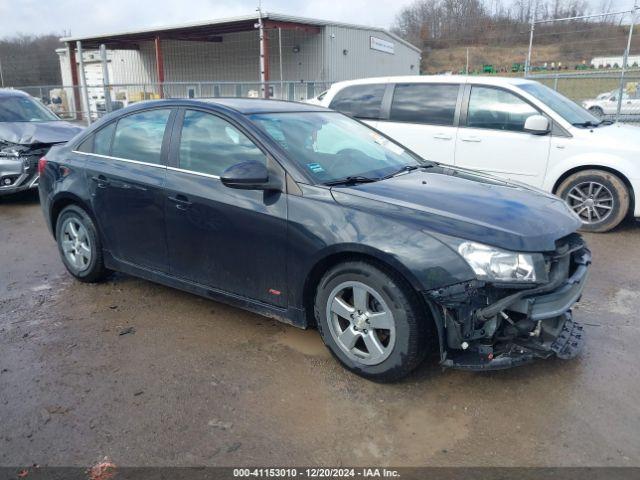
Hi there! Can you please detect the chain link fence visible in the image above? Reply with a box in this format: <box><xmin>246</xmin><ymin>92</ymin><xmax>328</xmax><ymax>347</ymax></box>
<box><xmin>11</xmin><ymin>80</ymin><xmax>331</xmax><ymax>124</ymax></box>
<box><xmin>529</xmin><ymin>71</ymin><xmax>640</xmax><ymax>123</ymax></box>
<box><xmin>524</xmin><ymin>5</ymin><xmax>639</xmax><ymax>123</ymax></box>
<box><xmin>7</xmin><ymin>25</ymin><xmax>334</xmax><ymax>124</ymax></box>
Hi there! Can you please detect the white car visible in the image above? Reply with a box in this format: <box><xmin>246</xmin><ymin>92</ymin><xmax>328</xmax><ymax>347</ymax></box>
<box><xmin>582</xmin><ymin>87</ymin><xmax>640</xmax><ymax>117</ymax></box>
<box><xmin>310</xmin><ymin>75</ymin><xmax>640</xmax><ymax>232</ymax></box>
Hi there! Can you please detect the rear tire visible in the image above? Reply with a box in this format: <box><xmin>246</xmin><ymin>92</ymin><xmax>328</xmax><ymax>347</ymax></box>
<box><xmin>556</xmin><ymin>169</ymin><xmax>630</xmax><ymax>233</ymax></box>
<box><xmin>314</xmin><ymin>261</ymin><xmax>430</xmax><ymax>382</ymax></box>
<box><xmin>55</xmin><ymin>205</ymin><xmax>110</xmax><ymax>282</ymax></box>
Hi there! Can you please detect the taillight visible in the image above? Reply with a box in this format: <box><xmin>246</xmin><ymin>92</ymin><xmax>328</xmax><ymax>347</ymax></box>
<box><xmin>38</xmin><ymin>157</ymin><xmax>47</xmax><ymax>175</ymax></box>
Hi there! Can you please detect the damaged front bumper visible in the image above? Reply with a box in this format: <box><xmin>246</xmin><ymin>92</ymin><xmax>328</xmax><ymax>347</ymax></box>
<box><xmin>0</xmin><ymin>145</ymin><xmax>45</xmax><ymax>196</ymax></box>
<box><xmin>426</xmin><ymin>233</ymin><xmax>590</xmax><ymax>371</ymax></box>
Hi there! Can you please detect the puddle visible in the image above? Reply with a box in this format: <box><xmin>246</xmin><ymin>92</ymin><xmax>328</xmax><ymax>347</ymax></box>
<box><xmin>276</xmin><ymin>327</ymin><xmax>331</xmax><ymax>358</ymax></box>
<box><xmin>31</xmin><ymin>284</ymin><xmax>52</xmax><ymax>292</ymax></box>
<box><xmin>610</xmin><ymin>288</ymin><xmax>636</xmax><ymax>315</ymax></box>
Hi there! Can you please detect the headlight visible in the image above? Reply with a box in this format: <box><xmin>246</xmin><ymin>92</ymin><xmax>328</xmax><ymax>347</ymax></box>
<box><xmin>457</xmin><ymin>241</ymin><xmax>542</xmax><ymax>283</ymax></box>
<box><xmin>0</xmin><ymin>144</ymin><xmax>23</xmax><ymax>158</ymax></box>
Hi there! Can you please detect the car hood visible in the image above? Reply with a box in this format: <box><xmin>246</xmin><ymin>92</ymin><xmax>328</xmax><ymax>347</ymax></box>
<box><xmin>582</xmin><ymin>122</ymin><xmax>640</xmax><ymax>145</ymax></box>
<box><xmin>0</xmin><ymin>120</ymin><xmax>83</xmax><ymax>146</ymax></box>
<box><xmin>331</xmin><ymin>167</ymin><xmax>582</xmax><ymax>252</ymax></box>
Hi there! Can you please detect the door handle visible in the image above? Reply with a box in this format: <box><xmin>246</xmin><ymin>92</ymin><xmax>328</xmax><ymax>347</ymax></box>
<box><xmin>460</xmin><ymin>136</ymin><xmax>482</xmax><ymax>143</ymax></box>
<box><xmin>168</xmin><ymin>194</ymin><xmax>192</xmax><ymax>210</ymax></box>
<box><xmin>90</xmin><ymin>175</ymin><xmax>110</xmax><ymax>188</ymax></box>
<box><xmin>433</xmin><ymin>133</ymin><xmax>452</xmax><ymax>140</ymax></box>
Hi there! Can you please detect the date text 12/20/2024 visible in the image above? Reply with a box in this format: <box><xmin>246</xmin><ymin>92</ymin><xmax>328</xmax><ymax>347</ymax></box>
<box><xmin>233</xmin><ymin>468</ymin><xmax>400</xmax><ymax>478</ymax></box>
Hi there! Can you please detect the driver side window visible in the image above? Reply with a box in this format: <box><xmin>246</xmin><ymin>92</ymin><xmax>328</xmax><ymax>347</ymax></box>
<box><xmin>467</xmin><ymin>86</ymin><xmax>539</xmax><ymax>132</ymax></box>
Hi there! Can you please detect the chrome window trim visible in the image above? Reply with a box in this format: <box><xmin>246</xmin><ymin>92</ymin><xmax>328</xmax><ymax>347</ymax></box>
<box><xmin>72</xmin><ymin>151</ymin><xmax>166</xmax><ymax>169</ymax></box>
<box><xmin>166</xmin><ymin>166</ymin><xmax>221</xmax><ymax>180</ymax></box>
<box><xmin>73</xmin><ymin>151</ymin><xmax>227</xmax><ymax>179</ymax></box>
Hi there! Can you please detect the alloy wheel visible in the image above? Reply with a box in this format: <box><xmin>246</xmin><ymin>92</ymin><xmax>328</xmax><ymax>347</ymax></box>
<box><xmin>565</xmin><ymin>181</ymin><xmax>614</xmax><ymax>224</ymax></box>
<box><xmin>61</xmin><ymin>217</ymin><xmax>92</xmax><ymax>271</ymax></box>
<box><xmin>325</xmin><ymin>281</ymin><xmax>396</xmax><ymax>366</ymax></box>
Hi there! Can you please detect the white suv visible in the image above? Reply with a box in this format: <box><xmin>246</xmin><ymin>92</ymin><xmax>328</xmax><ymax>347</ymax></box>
<box><xmin>311</xmin><ymin>76</ymin><xmax>640</xmax><ymax>232</ymax></box>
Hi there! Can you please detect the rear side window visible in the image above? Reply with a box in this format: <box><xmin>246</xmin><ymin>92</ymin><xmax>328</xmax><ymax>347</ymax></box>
<box><xmin>94</xmin><ymin>123</ymin><xmax>116</xmax><ymax>156</ymax></box>
<box><xmin>467</xmin><ymin>87</ymin><xmax>539</xmax><ymax>132</ymax></box>
<box><xmin>111</xmin><ymin>109</ymin><xmax>171</xmax><ymax>164</ymax></box>
<box><xmin>390</xmin><ymin>83</ymin><xmax>459</xmax><ymax>125</ymax></box>
<box><xmin>329</xmin><ymin>84</ymin><xmax>386</xmax><ymax>119</ymax></box>
<box><xmin>76</xmin><ymin>135</ymin><xmax>93</xmax><ymax>153</ymax></box>
<box><xmin>76</xmin><ymin>122</ymin><xmax>116</xmax><ymax>154</ymax></box>
<box><xmin>178</xmin><ymin>110</ymin><xmax>266</xmax><ymax>176</ymax></box>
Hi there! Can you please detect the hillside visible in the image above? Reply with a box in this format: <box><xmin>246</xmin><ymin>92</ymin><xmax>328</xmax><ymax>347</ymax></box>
<box><xmin>422</xmin><ymin>45</ymin><xmax>604</xmax><ymax>74</ymax></box>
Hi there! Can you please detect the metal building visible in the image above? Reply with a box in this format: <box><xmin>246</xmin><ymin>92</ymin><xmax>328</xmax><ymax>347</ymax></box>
<box><xmin>56</xmin><ymin>12</ymin><xmax>421</xmax><ymax>120</ymax></box>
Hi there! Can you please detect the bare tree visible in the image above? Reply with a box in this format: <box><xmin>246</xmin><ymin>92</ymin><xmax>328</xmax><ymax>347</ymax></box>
<box><xmin>0</xmin><ymin>34</ymin><xmax>63</xmax><ymax>87</ymax></box>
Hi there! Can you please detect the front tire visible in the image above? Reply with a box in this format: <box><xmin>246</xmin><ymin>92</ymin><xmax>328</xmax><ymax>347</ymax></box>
<box><xmin>588</xmin><ymin>106</ymin><xmax>604</xmax><ymax>118</ymax></box>
<box><xmin>556</xmin><ymin>169</ymin><xmax>630</xmax><ymax>232</ymax></box>
<box><xmin>56</xmin><ymin>205</ymin><xmax>110</xmax><ymax>282</ymax></box>
<box><xmin>314</xmin><ymin>261</ymin><xmax>430</xmax><ymax>382</ymax></box>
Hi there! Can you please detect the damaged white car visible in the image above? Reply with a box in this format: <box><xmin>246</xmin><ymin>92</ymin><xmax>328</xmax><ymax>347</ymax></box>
<box><xmin>0</xmin><ymin>89</ymin><xmax>82</xmax><ymax>196</ymax></box>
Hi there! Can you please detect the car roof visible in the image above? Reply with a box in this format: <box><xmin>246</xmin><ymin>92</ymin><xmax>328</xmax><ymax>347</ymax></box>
<box><xmin>328</xmin><ymin>75</ymin><xmax>537</xmax><ymax>89</ymax></box>
<box><xmin>0</xmin><ymin>88</ymin><xmax>30</xmax><ymax>98</ymax></box>
<box><xmin>199</xmin><ymin>98</ymin><xmax>330</xmax><ymax>114</ymax></box>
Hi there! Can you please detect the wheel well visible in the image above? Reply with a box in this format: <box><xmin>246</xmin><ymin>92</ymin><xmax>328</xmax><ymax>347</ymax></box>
<box><xmin>50</xmin><ymin>196</ymin><xmax>95</xmax><ymax>239</ymax></box>
<box><xmin>302</xmin><ymin>251</ymin><xmax>425</xmax><ymax>329</ymax></box>
<box><xmin>553</xmin><ymin>165</ymin><xmax>635</xmax><ymax>214</ymax></box>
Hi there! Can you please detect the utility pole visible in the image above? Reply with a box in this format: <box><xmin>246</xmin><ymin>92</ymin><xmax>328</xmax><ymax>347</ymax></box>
<box><xmin>616</xmin><ymin>0</ymin><xmax>638</xmax><ymax>122</ymax></box>
<box><xmin>525</xmin><ymin>3</ymin><xmax>536</xmax><ymax>77</ymax></box>
<box><xmin>465</xmin><ymin>47</ymin><xmax>469</xmax><ymax>75</ymax></box>
<box><xmin>0</xmin><ymin>55</ymin><xmax>4</xmax><ymax>87</ymax></box>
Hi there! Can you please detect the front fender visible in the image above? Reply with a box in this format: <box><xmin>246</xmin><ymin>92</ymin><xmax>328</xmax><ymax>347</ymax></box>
<box><xmin>306</xmin><ymin>237</ymin><xmax>474</xmax><ymax>295</ymax></box>
<box><xmin>286</xmin><ymin>186</ymin><xmax>476</xmax><ymax>313</ymax></box>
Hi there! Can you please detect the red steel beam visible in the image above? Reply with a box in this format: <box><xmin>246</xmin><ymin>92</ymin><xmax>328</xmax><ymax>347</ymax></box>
<box><xmin>263</xmin><ymin>20</ymin><xmax>321</xmax><ymax>34</ymax></box>
<box><xmin>154</xmin><ymin>36</ymin><xmax>165</xmax><ymax>99</ymax></box>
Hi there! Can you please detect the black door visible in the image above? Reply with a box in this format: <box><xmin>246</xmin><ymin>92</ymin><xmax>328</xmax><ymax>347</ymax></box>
<box><xmin>164</xmin><ymin>108</ymin><xmax>288</xmax><ymax>307</ymax></box>
<box><xmin>84</xmin><ymin>108</ymin><xmax>174</xmax><ymax>272</ymax></box>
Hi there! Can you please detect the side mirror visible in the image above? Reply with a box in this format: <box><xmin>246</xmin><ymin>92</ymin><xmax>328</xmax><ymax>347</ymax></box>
<box><xmin>523</xmin><ymin>115</ymin><xmax>550</xmax><ymax>135</ymax></box>
<box><xmin>221</xmin><ymin>160</ymin><xmax>278</xmax><ymax>191</ymax></box>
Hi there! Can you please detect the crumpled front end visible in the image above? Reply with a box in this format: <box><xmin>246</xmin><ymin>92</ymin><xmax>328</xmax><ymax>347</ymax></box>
<box><xmin>0</xmin><ymin>142</ymin><xmax>49</xmax><ymax>195</ymax></box>
<box><xmin>426</xmin><ymin>233</ymin><xmax>590</xmax><ymax>370</ymax></box>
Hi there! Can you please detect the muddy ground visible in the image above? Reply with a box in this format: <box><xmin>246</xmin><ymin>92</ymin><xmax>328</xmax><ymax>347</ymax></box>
<box><xmin>1</xmin><ymin>190</ymin><xmax>639</xmax><ymax>467</ymax></box>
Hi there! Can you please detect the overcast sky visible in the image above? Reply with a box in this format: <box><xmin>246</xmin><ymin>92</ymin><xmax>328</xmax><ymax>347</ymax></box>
<box><xmin>0</xmin><ymin>0</ymin><xmax>418</xmax><ymax>39</ymax></box>
<box><xmin>1</xmin><ymin>0</ymin><xmax>636</xmax><ymax>39</ymax></box>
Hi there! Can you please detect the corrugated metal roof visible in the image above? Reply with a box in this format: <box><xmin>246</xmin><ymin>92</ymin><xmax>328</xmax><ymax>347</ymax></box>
<box><xmin>60</xmin><ymin>12</ymin><xmax>421</xmax><ymax>53</ymax></box>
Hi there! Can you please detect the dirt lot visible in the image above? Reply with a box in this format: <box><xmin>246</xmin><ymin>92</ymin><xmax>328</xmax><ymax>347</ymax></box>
<box><xmin>1</xmin><ymin>190</ymin><xmax>640</xmax><ymax>468</ymax></box>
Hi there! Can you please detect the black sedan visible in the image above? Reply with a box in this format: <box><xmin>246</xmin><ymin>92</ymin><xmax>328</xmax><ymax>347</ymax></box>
<box><xmin>38</xmin><ymin>98</ymin><xmax>589</xmax><ymax>381</ymax></box>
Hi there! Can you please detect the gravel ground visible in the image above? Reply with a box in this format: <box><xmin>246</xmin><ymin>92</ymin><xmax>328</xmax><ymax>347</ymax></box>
<box><xmin>1</xmin><ymin>189</ymin><xmax>639</xmax><ymax>467</ymax></box>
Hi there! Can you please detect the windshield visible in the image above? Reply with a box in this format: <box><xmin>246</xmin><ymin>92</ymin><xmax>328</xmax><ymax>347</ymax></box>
<box><xmin>0</xmin><ymin>95</ymin><xmax>59</xmax><ymax>122</ymax></box>
<box><xmin>519</xmin><ymin>82</ymin><xmax>601</xmax><ymax>126</ymax></box>
<box><xmin>249</xmin><ymin>111</ymin><xmax>428</xmax><ymax>185</ymax></box>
